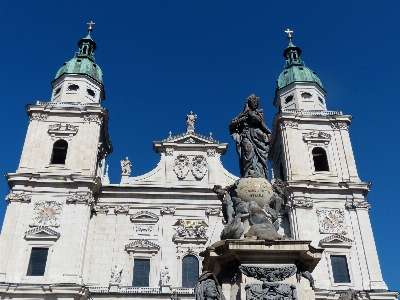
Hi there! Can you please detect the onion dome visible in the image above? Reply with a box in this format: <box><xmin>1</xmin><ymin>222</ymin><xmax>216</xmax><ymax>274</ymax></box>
<box><xmin>55</xmin><ymin>27</ymin><xmax>103</xmax><ymax>84</ymax></box>
<box><xmin>277</xmin><ymin>36</ymin><xmax>322</xmax><ymax>90</ymax></box>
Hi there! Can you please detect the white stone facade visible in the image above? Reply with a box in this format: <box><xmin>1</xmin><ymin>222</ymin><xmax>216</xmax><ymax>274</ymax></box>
<box><xmin>0</xmin><ymin>39</ymin><xmax>397</xmax><ymax>300</ymax></box>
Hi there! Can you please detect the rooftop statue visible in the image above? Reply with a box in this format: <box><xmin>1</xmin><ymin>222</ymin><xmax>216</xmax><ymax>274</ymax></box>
<box><xmin>229</xmin><ymin>94</ymin><xmax>272</xmax><ymax>179</ymax></box>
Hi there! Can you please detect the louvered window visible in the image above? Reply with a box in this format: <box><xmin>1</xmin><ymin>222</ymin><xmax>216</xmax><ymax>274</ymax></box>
<box><xmin>182</xmin><ymin>255</ymin><xmax>199</xmax><ymax>288</ymax></box>
<box><xmin>331</xmin><ymin>255</ymin><xmax>350</xmax><ymax>283</ymax></box>
<box><xmin>27</xmin><ymin>247</ymin><xmax>49</xmax><ymax>276</ymax></box>
<box><xmin>132</xmin><ymin>259</ymin><xmax>150</xmax><ymax>287</ymax></box>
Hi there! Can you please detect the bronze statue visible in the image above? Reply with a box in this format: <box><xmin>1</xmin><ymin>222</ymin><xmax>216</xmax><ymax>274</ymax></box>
<box><xmin>195</xmin><ymin>272</ymin><xmax>226</xmax><ymax>300</ymax></box>
<box><xmin>229</xmin><ymin>94</ymin><xmax>272</xmax><ymax>179</ymax></box>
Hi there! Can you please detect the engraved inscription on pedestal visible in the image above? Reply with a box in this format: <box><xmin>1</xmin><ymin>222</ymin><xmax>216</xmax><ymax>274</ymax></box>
<box><xmin>236</xmin><ymin>178</ymin><xmax>274</xmax><ymax>207</ymax></box>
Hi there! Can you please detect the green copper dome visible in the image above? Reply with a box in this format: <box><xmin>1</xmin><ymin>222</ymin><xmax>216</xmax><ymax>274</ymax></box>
<box><xmin>277</xmin><ymin>41</ymin><xmax>322</xmax><ymax>90</ymax></box>
<box><xmin>55</xmin><ymin>32</ymin><xmax>103</xmax><ymax>83</ymax></box>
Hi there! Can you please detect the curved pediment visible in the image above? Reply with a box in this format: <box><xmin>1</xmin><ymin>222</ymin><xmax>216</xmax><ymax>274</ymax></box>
<box><xmin>320</xmin><ymin>234</ymin><xmax>353</xmax><ymax>248</ymax></box>
<box><xmin>125</xmin><ymin>239</ymin><xmax>160</xmax><ymax>253</ymax></box>
<box><xmin>130</xmin><ymin>211</ymin><xmax>159</xmax><ymax>223</ymax></box>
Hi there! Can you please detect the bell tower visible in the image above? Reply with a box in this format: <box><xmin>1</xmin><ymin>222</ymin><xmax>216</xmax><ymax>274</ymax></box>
<box><xmin>269</xmin><ymin>31</ymin><xmax>387</xmax><ymax>291</ymax></box>
<box><xmin>0</xmin><ymin>23</ymin><xmax>112</xmax><ymax>290</ymax></box>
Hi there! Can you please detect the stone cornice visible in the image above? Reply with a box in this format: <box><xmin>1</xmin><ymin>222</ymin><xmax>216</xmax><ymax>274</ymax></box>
<box><xmin>284</xmin><ymin>180</ymin><xmax>371</xmax><ymax>196</ymax></box>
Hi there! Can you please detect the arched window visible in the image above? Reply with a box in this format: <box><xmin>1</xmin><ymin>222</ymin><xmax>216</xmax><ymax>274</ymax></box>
<box><xmin>182</xmin><ymin>255</ymin><xmax>198</xmax><ymax>288</ymax></box>
<box><xmin>51</xmin><ymin>140</ymin><xmax>68</xmax><ymax>164</ymax></box>
<box><xmin>312</xmin><ymin>147</ymin><xmax>329</xmax><ymax>171</ymax></box>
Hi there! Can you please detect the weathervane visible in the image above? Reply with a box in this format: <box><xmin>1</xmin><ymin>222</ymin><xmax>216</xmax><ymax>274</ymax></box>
<box><xmin>285</xmin><ymin>28</ymin><xmax>293</xmax><ymax>40</ymax></box>
<box><xmin>87</xmin><ymin>21</ymin><xmax>95</xmax><ymax>33</ymax></box>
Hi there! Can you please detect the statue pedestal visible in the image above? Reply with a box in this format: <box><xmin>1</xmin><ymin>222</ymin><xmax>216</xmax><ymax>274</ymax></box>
<box><xmin>120</xmin><ymin>174</ymin><xmax>129</xmax><ymax>184</ymax></box>
<box><xmin>201</xmin><ymin>239</ymin><xmax>323</xmax><ymax>300</ymax></box>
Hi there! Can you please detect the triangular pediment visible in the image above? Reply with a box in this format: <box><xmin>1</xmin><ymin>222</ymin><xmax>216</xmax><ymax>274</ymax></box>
<box><xmin>130</xmin><ymin>211</ymin><xmax>159</xmax><ymax>223</ymax></box>
<box><xmin>320</xmin><ymin>234</ymin><xmax>353</xmax><ymax>248</ymax></box>
<box><xmin>162</xmin><ymin>132</ymin><xmax>219</xmax><ymax>144</ymax></box>
<box><xmin>25</xmin><ymin>226</ymin><xmax>60</xmax><ymax>240</ymax></box>
<box><xmin>125</xmin><ymin>239</ymin><xmax>160</xmax><ymax>253</ymax></box>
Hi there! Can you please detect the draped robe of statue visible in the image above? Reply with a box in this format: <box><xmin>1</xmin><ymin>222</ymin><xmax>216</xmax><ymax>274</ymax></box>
<box><xmin>229</xmin><ymin>95</ymin><xmax>272</xmax><ymax>179</ymax></box>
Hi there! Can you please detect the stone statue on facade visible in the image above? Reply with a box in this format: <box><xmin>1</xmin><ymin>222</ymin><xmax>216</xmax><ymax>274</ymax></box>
<box><xmin>195</xmin><ymin>271</ymin><xmax>226</xmax><ymax>300</ymax></box>
<box><xmin>339</xmin><ymin>289</ymin><xmax>361</xmax><ymax>300</ymax></box>
<box><xmin>161</xmin><ymin>266</ymin><xmax>170</xmax><ymax>285</ymax></box>
<box><xmin>186</xmin><ymin>111</ymin><xmax>197</xmax><ymax>132</ymax></box>
<box><xmin>110</xmin><ymin>265</ymin><xmax>123</xmax><ymax>284</ymax></box>
<box><xmin>120</xmin><ymin>157</ymin><xmax>132</xmax><ymax>175</ymax></box>
<box><xmin>229</xmin><ymin>94</ymin><xmax>272</xmax><ymax>179</ymax></box>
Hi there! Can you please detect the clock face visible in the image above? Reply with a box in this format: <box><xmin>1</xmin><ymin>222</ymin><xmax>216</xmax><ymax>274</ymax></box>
<box><xmin>32</xmin><ymin>201</ymin><xmax>62</xmax><ymax>227</ymax></box>
<box><xmin>317</xmin><ymin>208</ymin><xmax>347</xmax><ymax>234</ymax></box>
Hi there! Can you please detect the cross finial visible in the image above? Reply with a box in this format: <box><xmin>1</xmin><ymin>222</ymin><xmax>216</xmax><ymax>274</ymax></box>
<box><xmin>87</xmin><ymin>21</ymin><xmax>95</xmax><ymax>33</ymax></box>
<box><xmin>285</xmin><ymin>28</ymin><xmax>293</xmax><ymax>40</ymax></box>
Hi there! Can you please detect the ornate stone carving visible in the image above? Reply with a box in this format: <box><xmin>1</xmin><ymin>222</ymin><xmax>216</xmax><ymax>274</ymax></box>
<box><xmin>346</xmin><ymin>199</ymin><xmax>371</xmax><ymax>210</ymax></box>
<box><xmin>114</xmin><ymin>205</ymin><xmax>129</xmax><ymax>214</ymax></box>
<box><xmin>320</xmin><ymin>233</ymin><xmax>353</xmax><ymax>244</ymax></box>
<box><xmin>30</xmin><ymin>201</ymin><xmax>63</xmax><ymax>227</ymax></box>
<box><xmin>205</xmin><ymin>207</ymin><xmax>221</xmax><ymax>216</ymax></box>
<box><xmin>331</xmin><ymin>122</ymin><xmax>348</xmax><ymax>130</ymax></box>
<box><xmin>239</xmin><ymin>265</ymin><xmax>296</xmax><ymax>283</ymax></box>
<box><xmin>5</xmin><ymin>192</ymin><xmax>31</xmax><ymax>203</ymax></box>
<box><xmin>110</xmin><ymin>265</ymin><xmax>123</xmax><ymax>284</ymax></box>
<box><xmin>160</xmin><ymin>266</ymin><xmax>170</xmax><ymax>285</ymax></box>
<box><xmin>161</xmin><ymin>206</ymin><xmax>176</xmax><ymax>215</ymax></box>
<box><xmin>303</xmin><ymin>130</ymin><xmax>331</xmax><ymax>143</ymax></box>
<box><xmin>120</xmin><ymin>157</ymin><xmax>132</xmax><ymax>175</ymax></box>
<box><xmin>184</xmin><ymin>138</ymin><xmax>196</xmax><ymax>144</ymax></box>
<box><xmin>84</xmin><ymin>114</ymin><xmax>103</xmax><ymax>125</ymax></box>
<box><xmin>285</xmin><ymin>198</ymin><xmax>313</xmax><ymax>211</ymax></box>
<box><xmin>130</xmin><ymin>211</ymin><xmax>159</xmax><ymax>223</ymax></box>
<box><xmin>316</xmin><ymin>208</ymin><xmax>347</xmax><ymax>234</ymax></box>
<box><xmin>191</xmin><ymin>155</ymin><xmax>208</xmax><ymax>179</ymax></box>
<box><xmin>229</xmin><ymin>94</ymin><xmax>272</xmax><ymax>179</ymax></box>
<box><xmin>282</xmin><ymin>120</ymin><xmax>298</xmax><ymax>128</ymax></box>
<box><xmin>93</xmin><ymin>205</ymin><xmax>109</xmax><ymax>214</ymax></box>
<box><xmin>194</xmin><ymin>271</ymin><xmax>226</xmax><ymax>300</ymax></box>
<box><xmin>135</xmin><ymin>225</ymin><xmax>153</xmax><ymax>234</ymax></box>
<box><xmin>125</xmin><ymin>239</ymin><xmax>160</xmax><ymax>253</ymax></box>
<box><xmin>66</xmin><ymin>191</ymin><xmax>94</xmax><ymax>205</ymax></box>
<box><xmin>245</xmin><ymin>283</ymin><xmax>297</xmax><ymax>300</ymax></box>
<box><xmin>173</xmin><ymin>220</ymin><xmax>208</xmax><ymax>240</ymax></box>
<box><xmin>165</xmin><ymin>148</ymin><xmax>174</xmax><ymax>156</ymax></box>
<box><xmin>49</xmin><ymin>123</ymin><xmax>61</xmax><ymax>130</ymax></box>
<box><xmin>48</xmin><ymin>123</ymin><xmax>78</xmax><ymax>137</ymax></box>
<box><xmin>173</xmin><ymin>154</ymin><xmax>189</xmax><ymax>179</ymax></box>
<box><xmin>29</xmin><ymin>113</ymin><xmax>48</xmax><ymax>121</ymax></box>
<box><xmin>339</xmin><ymin>289</ymin><xmax>361</xmax><ymax>300</ymax></box>
<box><xmin>207</xmin><ymin>149</ymin><xmax>216</xmax><ymax>157</ymax></box>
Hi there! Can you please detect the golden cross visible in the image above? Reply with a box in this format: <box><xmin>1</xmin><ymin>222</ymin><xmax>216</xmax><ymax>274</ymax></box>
<box><xmin>87</xmin><ymin>21</ymin><xmax>95</xmax><ymax>32</ymax></box>
<box><xmin>285</xmin><ymin>28</ymin><xmax>293</xmax><ymax>40</ymax></box>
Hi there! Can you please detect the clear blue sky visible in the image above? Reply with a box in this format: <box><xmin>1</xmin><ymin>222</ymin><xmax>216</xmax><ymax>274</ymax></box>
<box><xmin>0</xmin><ymin>0</ymin><xmax>399</xmax><ymax>291</ymax></box>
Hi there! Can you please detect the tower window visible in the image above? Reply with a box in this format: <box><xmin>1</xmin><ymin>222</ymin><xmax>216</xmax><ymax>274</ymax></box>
<box><xmin>54</xmin><ymin>88</ymin><xmax>61</xmax><ymax>96</ymax></box>
<box><xmin>27</xmin><ymin>247</ymin><xmax>49</xmax><ymax>276</ymax></box>
<box><xmin>301</xmin><ymin>92</ymin><xmax>312</xmax><ymax>99</ymax></box>
<box><xmin>132</xmin><ymin>259</ymin><xmax>150</xmax><ymax>287</ymax></box>
<box><xmin>87</xmin><ymin>89</ymin><xmax>95</xmax><ymax>97</ymax></box>
<box><xmin>182</xmin><ymin>255</ymin><xmax>199</xmax><ymax>288</ymax></box>
<box><xmin>312</xmin><ymin>147</ymin><xmax>329</xmax><ymax>171</ymax></box>
<box><xmin>285</xmin><ymin>95</ymin><xmax>293</xmax><ymax>103</ymax></box>
<box><xmin>67</xmin><ymin>84</ymin><xmax>79</xmax><ymax>91</ymax></box>
<box><xmin>51</xmin><ymin>140</ymin><xmax>68</xmax><ymax>164</ymax></box>
<box><xmin>319</xmin><ymin>97</ymin><xmax>324</xmax><ymax>104</ymax></box>
<box><xmin>331</xmin><ymin>255</ymin><xmax>350</xmax><ymax>283</ymax></box>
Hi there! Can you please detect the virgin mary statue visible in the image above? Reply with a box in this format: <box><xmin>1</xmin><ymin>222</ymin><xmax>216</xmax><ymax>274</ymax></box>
<box><xmin>229</xmin><ymin>94</ymin><xmax>272</xmax><ymax>180</ymax></box>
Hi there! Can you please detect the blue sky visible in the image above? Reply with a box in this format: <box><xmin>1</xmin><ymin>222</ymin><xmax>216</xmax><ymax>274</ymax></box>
<box><xmin>0</xmin><ymin>0</ymin><xmax>399</xmax><ymax>290</ymax></box>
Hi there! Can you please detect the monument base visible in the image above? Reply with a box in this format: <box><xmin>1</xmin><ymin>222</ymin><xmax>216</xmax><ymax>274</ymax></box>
<box><xmin>201</xmin><ymin>239</ymin><xmax>323</xmax><ymax>300</ymax></box>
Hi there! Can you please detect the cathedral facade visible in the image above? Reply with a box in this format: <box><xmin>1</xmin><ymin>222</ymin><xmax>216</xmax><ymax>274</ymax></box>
<box><xmin>0</xmin><ymin>28</ymin><xmax>396</xmax><ymax>300</ymax></box>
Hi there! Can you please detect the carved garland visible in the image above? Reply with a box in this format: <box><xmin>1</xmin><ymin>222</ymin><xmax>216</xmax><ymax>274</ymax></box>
<box><xmin>84</xmin><ymin>114</ymin><xmax>103</xmax><ymax>125</ymax></box>
<box><xmin>345</xmin><ymin>199</ymin><xmax>371</xmax><ymax>210</ymax></box>
<box><xmin>285</xmin><ymin>198</ymin><xmax>314</xmax><ymax>211</ymax></box>
<box><xmin>5</xmin><ymin>192</ymin><xmax>32</xmax><ymax>203</ymax></box>
<box><xmin>29</xmin><ymin>113</ymin><xmax>48</xmax><ymax>121</ymax></box>
<box><xmin>66</xmin><ymin>192</ymin><xmax>94</xmax><ymax>205</ymax></box>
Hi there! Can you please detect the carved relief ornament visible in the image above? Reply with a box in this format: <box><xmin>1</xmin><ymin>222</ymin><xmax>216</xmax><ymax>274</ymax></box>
<box><xmin>165</xmin><ymin>148</ymin><xmax>174</xmax><ymax>156</ymax></box>
<box><xmin>114</xmin><ymin>205</ymin><xmax>130</xmax><ymax>214</ymax></box>
<box><xmin>281</xmin><ymin>120</ymin><xmax>298</xmax><ymax>129</ymax></box>
<box><xmin>331</xmin><ymin>122</ymin><xmax>348</xmax><ymax>130</ymax></box>
<box><xmin>48</xmin><ymin>123</ymin><xmax>78</xmax><ymax>138</ymax></box>
<box><xmin>173</xmin><ymin>155</ymin><xmax>189</xmax><ymax>179</ymax></box>
<box><xmin>84</xmin><ymin>114</ymin><xmax>103</xmax><ymax>125</ymax></box>
<box><xmin>125</xmin><ymin>239</ymin><xmax>160</xmax><ymax>253</ymax></box>
<box><xmin>93</xmin><ymin>205</ymin><xmax>109</xmax><ymax>214</ymax></box>
<box><xmin>345</xmin><ymin>199</ymin><xmax>371</xmax><ymax>210</ymax></box>
<box><xmin>173</xmin><ymin>220</ymin><xmax>208</xmax><ymax>240</ymax></box>
<box><xmin>130</xmin><ymin>211</ymin><xmax>159</xmax><ymax>223</ymax></box>
<box><xmin>66</xmin><ymin>192</ymin><xmax>94</xmax><ymax>205</ymax></box>
<box><xmin>191</xmin><ymin>155</ymin><xmax>208</xmax><ymax>179</ymax></box>
<box><xmin>207</xmin><ymin>149</ymin><xmax>216</xmax><ymax>157</ymax></box>
<box><xmin>205</xmin><ymin>207</ymin><xmax>221</xmax><ymax>216</ymax></box>
<box><xmin>29</xmin><ymin>113</ymin><xmax>48</xmax><ymax>121</ymax></box>
<box><xmin>303</xmin><ymin>131</ymin><xmax>331</xmax><ymax>144</ymax></box>
<box><xmin>285</xmin><ymin>198</ymin><xmax>313</xmax><ymax>211</ymax></box>
<box><xmin>161</xmin><ymin>206</ymin><xmax>176</xmax><ymax>215</ymax></box>
<box><xmin>135</xmin><ymin>225</ymin><xmax>153</xmax><ymax>234</ymax></box>
<box><xmin>5</xmin><ymin>192</ymin><xmax>31</xmax><ymax>203</ymax></box>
